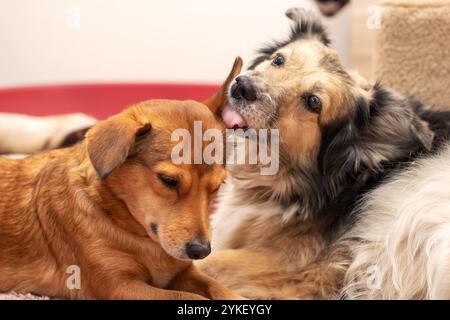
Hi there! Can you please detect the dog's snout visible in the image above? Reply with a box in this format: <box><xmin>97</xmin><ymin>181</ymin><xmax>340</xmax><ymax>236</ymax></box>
<box><xmin>185</xmin><ymin>241</ymin><xmax>211</xmax><ymax>260</ymax></box>
<box><xmin>231</xmin><ymin>76</ymin><xmax>257</xmax><ymax>101</ymax></box>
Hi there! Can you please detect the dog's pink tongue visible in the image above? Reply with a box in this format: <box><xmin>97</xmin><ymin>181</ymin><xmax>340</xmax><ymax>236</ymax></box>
<box><xmin>221</xmin><ymin>105</ymin><xmax>247</xmax><ymax>129</ymax></box>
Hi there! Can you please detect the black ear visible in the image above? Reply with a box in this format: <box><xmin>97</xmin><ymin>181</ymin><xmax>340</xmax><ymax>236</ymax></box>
<box><xmin>86</xmin><ymin>110</ymin><xmax>151</xmax><ymax>179</ymax></box>
<box><xmin>319</xmin><ymin>84</ymin><xmax>434</xmax><ymax>182</ymax></box>
<box><xmin>368</xmin><ymin>84</ymin><xmax>434</xmax><ymax>152</ymax></box>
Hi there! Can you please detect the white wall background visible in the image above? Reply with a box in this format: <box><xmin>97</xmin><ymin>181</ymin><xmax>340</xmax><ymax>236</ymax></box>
<box><xmin>0</xmin><ymin>0</ymin><xmax>351</xmax><ymax>87</ymax></box>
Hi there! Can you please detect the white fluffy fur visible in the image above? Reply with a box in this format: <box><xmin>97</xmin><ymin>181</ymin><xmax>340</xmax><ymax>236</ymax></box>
<box><xmin>212</xmin><ymin>178</ymin><xmax>296</xmax><ymax>250</ymax></box>
<box><xmin>341</xmin><ymin>144</ymin><xmax>450</xmax><ymax>299</ymax></box>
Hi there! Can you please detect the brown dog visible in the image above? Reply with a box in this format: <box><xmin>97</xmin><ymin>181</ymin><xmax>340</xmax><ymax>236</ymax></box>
<box><xmin>0</xmin><ymin>59</ymin><xmax>243</xmax><ymax>300</ymax></box>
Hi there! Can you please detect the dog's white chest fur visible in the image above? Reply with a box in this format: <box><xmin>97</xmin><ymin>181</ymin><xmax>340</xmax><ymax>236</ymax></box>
<box><xmin>211</xmin><ymin>178</ymin><xmax>286</xmax><ymax>250</ymax></box>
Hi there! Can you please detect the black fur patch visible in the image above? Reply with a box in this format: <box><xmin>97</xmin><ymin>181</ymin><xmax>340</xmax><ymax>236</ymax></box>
<box><xmin>248</xmin><ymin>19</ymin><xmax>330</xmax><ymax>70</ymax></box>
<box><xmin>318</xmin><ymin>118</ymin><xmax>355</xmax><ymax>177</ymax></box>
<box><xmin>355</xmin><ymin>83</ymin><xmax>396</xmax><ymax>127</ymax></box>
<box><xmin>58</xmin><ymin>126</ymin><xmax>91</xmax><ymax>149</ymax></box>
<box><xmin>354</xmin><ymin>96</ymin><xmax>371</xmax><ymax>128</ymax></box>
<box><xmin>369</xmin><ymin>82</ymin><xmax>394</xmax><ymax>116</ymax></box>
<box><xmin>317</xmin><ymin>84</ymin><xmax>408</xmax><ymax>180</ymax></box>
<box><xmin>410</xmin><ymin>97</ymin><xmax>450</xmax><ymax>149</ymax></box>
<box><xmin>310</xmin><ymin>83</ymin><xmax>445</xmax><ymax>221</ymax></box>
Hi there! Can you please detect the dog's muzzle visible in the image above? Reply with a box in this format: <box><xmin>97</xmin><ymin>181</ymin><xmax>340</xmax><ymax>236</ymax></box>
<box><xmin>231</xmin><ymin>76</ymin><xmax>258</xmax><ymax>101</ymax></box>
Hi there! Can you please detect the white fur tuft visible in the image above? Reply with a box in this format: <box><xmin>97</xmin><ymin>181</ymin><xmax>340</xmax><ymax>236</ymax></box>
<box><xmin>341</xmin><ymin>144</ymin><xmax>450</xmax><ymax>299</ymax></box>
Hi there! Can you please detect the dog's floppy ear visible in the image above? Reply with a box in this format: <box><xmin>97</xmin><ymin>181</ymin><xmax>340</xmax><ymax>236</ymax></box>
<box><xmin>364</xmin><ymin>85</ymin><xmax>434</xmax><ymax>153</ymax></box>
<box><xmin>203</xmin><ymin>57</ymin><xmax>243</xmax><ymax>116</ymax></box>
<box><xmin>86</xmin><ymin>109</ymin><xmax>151</xmax><ymax>179</ymax></box>
<box><xmin>319</xmin><ymin>84</ymin><xmax>434</xmax><ymax>186</ymax></box>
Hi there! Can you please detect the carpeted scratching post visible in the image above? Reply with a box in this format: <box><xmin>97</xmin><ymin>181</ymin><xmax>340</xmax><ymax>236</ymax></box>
<box><xmin>374</xmin><ymin>0</ymin><xmax>450</xmax><ymax>110</ymax></box>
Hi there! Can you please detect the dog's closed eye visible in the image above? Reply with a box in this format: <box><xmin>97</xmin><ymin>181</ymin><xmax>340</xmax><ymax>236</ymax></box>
<box><xmin>157</xmin><ymin>173</ymin><xmax>178</xmax><ymax>189</ymax></box>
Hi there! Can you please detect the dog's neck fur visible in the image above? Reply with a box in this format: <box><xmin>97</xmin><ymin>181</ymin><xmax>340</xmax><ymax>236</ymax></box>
<box><xmin>14</xmin><ymin>144</ymin><xmax>149</xmax><ymax>239</ymax></box>
<box><xmin>223</xmin><ymin>136</ymin><xmax>425</xmax><ymax>247</ymax></box>
<box><xmin>92</xmin><ymin>175</ymin><xmax>149</xmax><ymax>238</ymax></box>
<box><xmin>226</xmin><ymin>158</ymin><xmax>345</xmax><ymax>231</ymax></box>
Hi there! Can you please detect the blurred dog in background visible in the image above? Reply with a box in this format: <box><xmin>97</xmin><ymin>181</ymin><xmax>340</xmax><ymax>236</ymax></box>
<box><xmin>314</xmin><ymin>0</ymin><xmax>350</xmax><ymax>17</ymax></box>
<box><xmin>0</xmin><ymin>112</ymin><xmax>95</xmax><ymax>156</ymax></box>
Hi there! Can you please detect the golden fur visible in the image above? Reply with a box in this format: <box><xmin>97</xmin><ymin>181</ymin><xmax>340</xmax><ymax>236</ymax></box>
<box><xmin>0</xmin><ymin>59</ymin><xmax>244</xmax><ymax>299</ymax></box>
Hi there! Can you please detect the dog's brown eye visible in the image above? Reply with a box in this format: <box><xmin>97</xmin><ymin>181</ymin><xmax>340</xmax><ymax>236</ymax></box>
<box><xmin>157</xmin><ymin>173</ymin><xmax>178</xmax><ymax>189</ymax></box>
<box><xmin>271</xmin><ymin>53</ymin><xmax>285</xmax><ymax>67</ymax></box>
<box><xmin>304</xmin><ymin>95</ymin><xmax>322</xmax><ymax>113</ymax></box>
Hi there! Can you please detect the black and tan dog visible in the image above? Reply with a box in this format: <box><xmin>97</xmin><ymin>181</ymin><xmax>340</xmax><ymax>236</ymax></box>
<box><xmin>197</xmin><ymin>10</ymin><xmax>450</xmax><ymax>299</ymax></box>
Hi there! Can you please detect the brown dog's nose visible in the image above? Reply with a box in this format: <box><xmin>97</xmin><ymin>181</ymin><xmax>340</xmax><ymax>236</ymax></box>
<box><xmin>231</xmin><ymin>76</ymin><xmax>257</xmax><ymax>101</ymax></box>
<box><xmin>185</xmin><ymin>241</ymin><xmax>211</xmax><ymax>260</ymax></box>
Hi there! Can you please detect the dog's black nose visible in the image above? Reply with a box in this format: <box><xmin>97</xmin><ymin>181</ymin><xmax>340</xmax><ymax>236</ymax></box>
<box><xmin>185</xmin><ymin>241</ymin><xmax>211</xmax><ymax>260</ymax></box>
<box><xmin>231</xmin><ymin>76</ymin><xmax>257</xmax><ymax>101</ymax></box>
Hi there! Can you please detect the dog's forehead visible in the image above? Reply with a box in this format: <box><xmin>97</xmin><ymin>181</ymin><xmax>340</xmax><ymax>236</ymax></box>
<box><xmin>139</xmin><ymin>99</ymin><xmax>220</xmax><ymax>131</ymax></box>
<box><xmin>251</xmin><ymin>38</ymin><xmax>329</xmax><ymax>72</ymax></box>
<box><xmin>154</xmin><ymin>159</ymin><xmax>224</xmax><ymax>177</ymax></box>
<box><xmin>253</xmin><ymin>44</ymin><xmax>330</xmax><ymax>83</ymax></box>
<box><xmin>135</xmin><ymin>138</ymin><xmax>226</xmax><ymax>184</ymax></box>
<box><xmin>284</xmin><ymin>39</ymin><xmax>327</xmax><ymax>64</ymax></box>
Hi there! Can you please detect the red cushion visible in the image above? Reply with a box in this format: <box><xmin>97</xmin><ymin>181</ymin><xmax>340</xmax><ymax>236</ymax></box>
<box><xmin>0</xmin><ymin>83</ymin><xmax>220</xmax><ymax>119</ymax></box>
